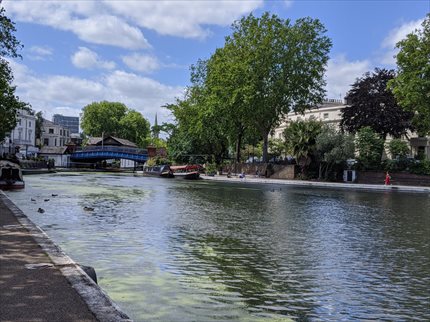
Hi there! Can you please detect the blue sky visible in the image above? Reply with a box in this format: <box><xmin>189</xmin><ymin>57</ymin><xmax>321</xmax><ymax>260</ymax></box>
<box><xmin>3</xmin><ymin>0</ymin><xmax>428</xmax><ymax>126</ymax></box>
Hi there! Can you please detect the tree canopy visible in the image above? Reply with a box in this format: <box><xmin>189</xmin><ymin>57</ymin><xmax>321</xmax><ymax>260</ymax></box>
<box><xmin>221</xmin><ymin>13</ymin><xmax>332</xmax><ymax>162</ymax></box>
<box><xmin>167</xmin><ymin>12</ymin><xmax>331</xmax><ymax>164</ymax></box>
<box><xmin>341</xmin><ymin>68</ymin><xmax>414</xmax><ymax>139</ymax></box>
<box><xmin>81</xmin><ymin>101</ymin><xmax>150</xmax><ymax>148</ymax></box>
<box><xmin>0</xmin><ymin>4</ymin><xmax>28</xmax><ymax>143</ymax></box>
<box><xmin>389</xmin><ymin>14</ymin><xmax>430</xmax><ymax>136</ymax></box>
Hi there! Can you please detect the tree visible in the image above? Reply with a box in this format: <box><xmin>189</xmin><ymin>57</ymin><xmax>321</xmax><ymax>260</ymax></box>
<box><xmin>268</xmin><ymin>138</ymin><xmax>285</xmax><ymax>160</ymax></box>
<box><xmin>388</xmin><ymin>14</ymin><xmax>430</xmax><ymax>136</ymax></box>
<box><xmin>356</xmin><ymin>127</ymin><xmax>384</xmax><ymax>169</ymax></box>
<box><xmin>119</xmin><ymin>109</ymin><xmax>150</xmax><ymax>148</ymax></box>
<box><xmin>222</xmin><ymin>13</ymin><xmax>332</xmax><ymax>162</ymax></box>
<box><xmin>35</xmin><ymin>111</ymin><xmax>43</xmax><ymax>147</ymax></box>
<box><xmin>81</xmin><ymin>101</ymin><xmax>151</xmax><ymax>148</ymax></box>
<box><xmin>81</xmin><ymin>101</ymin><xmax>127</xmax><ymax>137</ymax></box>
<box><xmin>0</xmin><ymin>4</ymin><xmax>28</xmax><ymax>143</ymax></box>
<box><xmin>284</xmin><ymin>119</ymin><xmax>322</xmax><ymax>174</ymax></box>
<box><xmin>341</xmin><ymin>68</ymin><xmax>414</xmax><ymax>139</ymax></box>
<box><xmin>315</xmin><ymin>125</ymin><xmax>355</xmax><ymax>180</ymax></box>
<box><xmin>166</xmin><ymin>87</ymin><xmax>229</xmax><ymax>165</ymax></box>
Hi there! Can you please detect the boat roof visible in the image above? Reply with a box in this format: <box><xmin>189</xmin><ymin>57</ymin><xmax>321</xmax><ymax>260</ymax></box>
<box><xmin>0</xmin><ymin>160</ymin><xmax>21</xmax><ymax>169</ymax></box>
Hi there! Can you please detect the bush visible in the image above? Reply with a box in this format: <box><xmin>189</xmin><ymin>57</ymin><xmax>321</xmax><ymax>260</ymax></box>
<box><xmin>409</xmin><ymin>159</ymin><xmax>430</xmax><ymax>175</ymax></box>
<box><xmin>356</xmin><ymin>127</ymin><xmax>384</xmax><ymax>170</ymax></box>
<box><xmin>388</xmin><ymin>139</ymin><xmax>409</xmax><ymax>159</ymax></box>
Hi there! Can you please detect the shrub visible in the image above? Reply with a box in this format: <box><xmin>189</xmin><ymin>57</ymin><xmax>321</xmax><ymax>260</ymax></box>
<box><xmin>409</xmin><ymin>159</ymin><xmax>430</xmax><ymax>175</ymax></box>
<box><xmin>388</xmin><ymin>139</ymin><xmax>409</xmax><ymax>159</ymax></box>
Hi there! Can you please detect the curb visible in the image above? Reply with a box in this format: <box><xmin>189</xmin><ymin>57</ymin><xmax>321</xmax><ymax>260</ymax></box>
<box><xmin>0</xmin><ymin>191</ymin><xmax>132</xmax><ymax>322</ymax></box>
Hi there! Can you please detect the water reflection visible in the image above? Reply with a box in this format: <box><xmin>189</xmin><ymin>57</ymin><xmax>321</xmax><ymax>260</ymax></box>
<box><xmin>6</xmin><ymin>173</ymin><xmax>430</xmax><ymax>321</ymax></box>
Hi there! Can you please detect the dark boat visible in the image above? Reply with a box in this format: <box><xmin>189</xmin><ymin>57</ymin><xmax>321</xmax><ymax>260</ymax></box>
<box><xmin>170</xmin><ymin>165</ymin><xmax>201</xmax><ymax>180</ymax></box>
<box><xmin>142</xmin><ymin>165</ymin><xmax>174</xmax><ymax>178</ymax></box>
<box><xmin>0</xmin><ymin>160</ymin><xmax>25</xmax><ymax>189</ymax></box>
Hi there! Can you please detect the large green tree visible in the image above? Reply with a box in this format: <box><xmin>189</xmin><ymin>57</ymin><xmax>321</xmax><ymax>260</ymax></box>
<box><xmin>224</xmin><ymin>13</ymin><xmax>332</xmax><ymax>162</ymax></box>
<box><xmin>389</xmin><ymin>14</ymin><xmax>430</xmax><ymax>136</ymax></box>
<box><xmin>81</xmin><ymin>101</ymin><xmax>150</xmax><ymax>148</ymax></box>
<box><xmin>0</xmin><ymin>4</ymin><xmax>28</xmax><ymax>143</ymax></box>
<box><xmin>166</xmin><ymin>86</ymin><xmax>229</xmax><ymax>165</ymax></box>
<box><xmin>341</xmin><ymin>68</ymin><xmax>414</xmax><ymax>139</ymax></box>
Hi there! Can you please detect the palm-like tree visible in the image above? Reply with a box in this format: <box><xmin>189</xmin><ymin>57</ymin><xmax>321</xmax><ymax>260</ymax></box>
<box><xmin>283</xmin><ymin>119</ymin><xmax>322</xmax><ymax>174</ymax></box>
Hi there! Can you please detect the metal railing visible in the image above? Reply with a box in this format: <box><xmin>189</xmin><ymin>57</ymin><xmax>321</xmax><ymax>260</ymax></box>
<box><xmin>75</xmin><ymin>145</ymin><xmax>148</xmax><ymax>155</ymax></box>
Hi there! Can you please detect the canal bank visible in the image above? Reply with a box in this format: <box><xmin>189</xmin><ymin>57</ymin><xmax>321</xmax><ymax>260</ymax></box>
<box><xmin>0</xmin><ymin>191</ymin><xmax>131</xmax><ymax>322</ymax></box>
<box><xmin>202</xmin><ymin>174</ymin><xmax>430</xmax><ymax>193</ymax></box>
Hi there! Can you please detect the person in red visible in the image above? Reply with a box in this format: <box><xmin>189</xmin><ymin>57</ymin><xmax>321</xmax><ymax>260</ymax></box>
<box><xmin>384</xmin><ymin>171</ymin><xmax>391</xmax><ymax>185</ymax></box>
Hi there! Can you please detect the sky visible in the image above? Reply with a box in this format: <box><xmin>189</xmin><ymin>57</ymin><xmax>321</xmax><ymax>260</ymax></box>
<box><xmin>2</xmin><ymin>0</ymin><xmax>429</xmax><ymax>127</ymax></box>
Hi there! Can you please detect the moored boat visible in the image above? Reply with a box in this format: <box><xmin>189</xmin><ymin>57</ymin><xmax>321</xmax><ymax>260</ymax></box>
<box><xmin>170</xmin><ymin>165</ymin><xmax>202</xmax><ymax>180</ymax></box>
<box><xmin>142</xmin><ymin>165</ymin><xmax>174</xmax><ymax>178</ymax></box>
<box><xmin>0</xmin><ymin>160</ymin><xmax>25</xmax><ymax>189</ymax></box>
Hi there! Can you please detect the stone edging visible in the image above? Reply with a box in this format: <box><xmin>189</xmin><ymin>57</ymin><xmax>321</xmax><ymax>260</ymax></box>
<box><xmin>0</xmin><ymin>191</ymin><xmax>132</xmax><ymax>322</ymax></box>
<box><xmin>202</xmin><ymin>175</ymin><xmax>430</xmax><ymax>193</ymax></box>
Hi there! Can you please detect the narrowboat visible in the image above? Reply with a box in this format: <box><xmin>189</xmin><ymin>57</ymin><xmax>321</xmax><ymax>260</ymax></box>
<box><xmin>170</xmin><ymin>165</ymin><xmax>202</xmax><ymax>180</ymax></box>
<box><xmin>0</xmin><ymin>160</ymin><xmax>25</xmax><ymax>189</ymax></box>
<box><xmin>142</xmin><ymin>165</ymin><xmax>174</xmax><ymax>178</ymax></box>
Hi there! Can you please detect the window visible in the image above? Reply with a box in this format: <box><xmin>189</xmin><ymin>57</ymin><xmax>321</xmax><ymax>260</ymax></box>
<box><xmin>60</xmin><ymin>129</ymin><xmax>62</xmax><ymax>136</ymax></box>
<box><xmin>54</xmin><ymin>138</ymin><xmax>57</xmax><ymax>146</ymax></box>
<box><xmin>323</xmin><ymin>113</ymin><xmax>329</xmax><ymax>119</ymax></box>
<box><xmin>44</xmin><ymin>138</ymin><xmax>49</xmax><ymax>146</ymax></box>
<box><xmin>29</xmin><ymin>121</ymin><xmax>31</xmax><ymax>127</ymax></box>
<box><xmin>49</xmin><ymin>128</ymin><xmax>54</xmax><ymax>134</ymax></box>
<box><xmin>18</xmin><ymin>119</ymin><xmax>21</xmax><ymax>125</ymax></box>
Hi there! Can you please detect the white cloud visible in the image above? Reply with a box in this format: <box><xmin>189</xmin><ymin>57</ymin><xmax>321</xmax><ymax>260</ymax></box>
<box><xmin>381</xmin><ymin>18</ymin><xmax>424</xmax><ymax>65</ymax></box>
<box><xmin>4</xmin><ymin>0</ymin><xmax>262</xmax><ymax>45</ymax></box>
<box><xmin>72</xmin><ymin>47</ymin><xmax>115</xmax><ymax>70</ymax></box>
<box><xmin>8</xmin><ymin>60</ymin><xmax>183</xmax><ymax>124</ymax></box>
<box><xmin>27</xmin><ymin>45</ymin><xmax>53</xmax><ymax>61</ymax></box>
<box><xmin>122</xmin><ymin>54</ymin><xmax>160</xmax><ymax>73</ymax></box>
<box><xmin>105</xmin><ymin>0</ymin><xmax>263</xmax><ymax>38</ymax></box>
<box><xmin>284</xmin><ymin>1</ymin><xmax>294</xmax><ymax>9</ymax></box>
<box><xmin>325</xmin><ymin>55</ymin><xmax>371</xmax><ymax>99</ymax></box>
<box><xmin>4</xmin><ymin>1</ymin><xmax>150</xmax><ymax>49</ymax></box>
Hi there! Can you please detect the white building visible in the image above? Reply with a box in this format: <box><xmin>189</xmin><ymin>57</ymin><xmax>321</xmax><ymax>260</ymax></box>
<box><xmin>41</xmin><ymin>119</ymin><xmax>71</xmax><ymax>147</ymax></box>
<box><xmin>1</xmin><ymin>109</ymin><xmax>38</xmax><ymax>157</ymax></box>
<box><xmin>272</xmin><ymin>99</ymin><xmax>430</xmax><ymax>159</ymax></box>
<box><xmin>38</xmin><ymin>146</ymin><xmax>70</xmax><ymax>167</ymax></box>
<box><xmin>272</xmin><ymin>99</ymin><xmax>345</xmax><ymax>140</ymax></box>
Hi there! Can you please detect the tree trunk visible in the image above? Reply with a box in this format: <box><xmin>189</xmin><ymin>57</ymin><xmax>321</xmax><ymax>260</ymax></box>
<box><xmin>236</xmin><ymin>132</ymin><xmax>243</xmax><ymax>163</ymax></box>
<box><xmin>262</xmin><ymin>133</ymin><xmax>269</xmax><ymax>163</ymax></box>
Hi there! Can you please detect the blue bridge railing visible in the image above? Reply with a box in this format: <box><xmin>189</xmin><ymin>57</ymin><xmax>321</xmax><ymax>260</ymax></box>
<box><xmin>71</xmin><ymin>145</ymin><xmax>148</xmax><ymax>162</ymax></box>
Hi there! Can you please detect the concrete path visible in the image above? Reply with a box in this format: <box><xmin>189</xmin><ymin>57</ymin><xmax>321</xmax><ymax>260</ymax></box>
<box><xmin>0</xmin><ymin>193</ymin><xmax>131</xmax><ymax>322</ymax></box>
<box><xmin>202</xmin><ymin>174</ymin><xmax>430</xmax><ymax>193</ymax></box>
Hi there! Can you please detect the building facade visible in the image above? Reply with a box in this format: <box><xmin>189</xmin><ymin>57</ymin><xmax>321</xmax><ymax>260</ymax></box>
<box><xmin>41</xmin><ymin>119</ymin><xmax>71</xmax><ymax>147</ymax></box>
<box><xmin>0</xmin><ymin>109</ymin><xmax>38</xmax><ymax>157</ymax></box>
<box><xmin>52</xmin><ymin>114</ymin><xmax>79</xmax><ymax>134</ymax></box>
<box><xmin>272</xmin><ymin>99</ymin><xmax>430</xmax><ymax>160</ymax></box>
<box><xmin>272</xmin><ymin>99</ymin><xmax>345</xmax><ymax>140</ymax></box>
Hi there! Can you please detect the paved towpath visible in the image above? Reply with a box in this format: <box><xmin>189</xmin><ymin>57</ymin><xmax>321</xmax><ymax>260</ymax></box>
<box><xmin>0</xmin><ymin>193</ymin><xmax>131</xmax><ymax>322</ymax></box>
<box><xmin>202</xmin><ymin>174</ymin><xmax>430</xmax><ymax>193</ymax></box>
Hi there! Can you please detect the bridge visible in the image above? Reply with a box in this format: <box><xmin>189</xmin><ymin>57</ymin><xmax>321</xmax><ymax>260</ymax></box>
<box><xmin>70</xmin><ymin>145</ymin><xmax>148</xmax><ymax>163</ymax></box>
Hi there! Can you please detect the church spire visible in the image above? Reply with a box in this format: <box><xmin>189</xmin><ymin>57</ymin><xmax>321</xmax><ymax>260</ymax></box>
<box><xmin>153</xmin><ymin>113</ymin><xmax>159</xmax><ymax>139</ymax></box>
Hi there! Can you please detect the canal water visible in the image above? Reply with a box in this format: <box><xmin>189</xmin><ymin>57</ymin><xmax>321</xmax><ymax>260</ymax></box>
<box><xmin>5</xmin><ymin>173</ymin><xmax>430</xmax><ymax>321</ymax></box>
